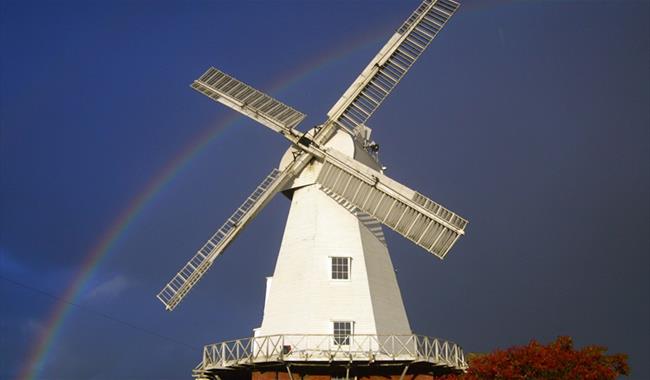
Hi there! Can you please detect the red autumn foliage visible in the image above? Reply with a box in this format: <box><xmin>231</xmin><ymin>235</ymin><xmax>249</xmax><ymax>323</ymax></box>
<box><xmin>437</xmin><ymin>336</ymin><xmax>629</xmax><ymax>380</ymax></box>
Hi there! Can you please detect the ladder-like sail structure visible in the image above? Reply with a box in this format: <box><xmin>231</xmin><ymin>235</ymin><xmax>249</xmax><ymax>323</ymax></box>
<box><xmin>326</xmin><ymin>0</ymin><xmax>459</xmax><ymax>132</ymax></box>
<box><xmin>157</xmin><ymin>168</ymin><xmax>290</xmax><ymax>311</ymax></box>
<box><xmin>158</xmin><ymin>0</ymin><xmax>467</xmax><ymax>312</ymax></box>
<box><xmin>316</xmin><ymin>149</ymin><xmax>467</xmax><ymax>259</ymax></box>
<box><xmin>192</xmin><ymin>67</ymin><xmax>306</xmax><ymax>134</ymax></box>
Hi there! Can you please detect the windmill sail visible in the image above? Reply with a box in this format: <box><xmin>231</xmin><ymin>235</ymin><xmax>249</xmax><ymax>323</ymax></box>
<box><xmin>157</xmin><ymin>167</ymin><xmax>293</xmax><ymax>311</ymax></box>
<box><xmin>162</xmin><ymin>0</ymin><xmax>467</xmax><ymax>314</ymax></box>
<box><xmin>192</xmin><ymin>67</ymin><xmax>306</xmax><ymax>134</ymax></box>
<box><xmin>327</xmin><ymin>0</ymin><xmax>459</xmax><ymax>131</ymax></box>
<box><xmin>316</xmin><ymin>148</ymin><xmax>467</xmax><ymax>259</ymax></box>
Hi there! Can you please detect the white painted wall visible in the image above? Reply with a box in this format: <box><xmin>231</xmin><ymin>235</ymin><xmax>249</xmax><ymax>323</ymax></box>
<box><xmin>255</xmin><ymin>129</ymin><xmax>411</xmax><ymax>338</ymax></box>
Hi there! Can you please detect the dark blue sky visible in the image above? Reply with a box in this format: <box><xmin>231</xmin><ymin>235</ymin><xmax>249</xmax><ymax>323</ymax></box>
<box><xmin>1</xmin><ymin>1</ymin><xmax>648</xmax><ymax>379</ymax></box>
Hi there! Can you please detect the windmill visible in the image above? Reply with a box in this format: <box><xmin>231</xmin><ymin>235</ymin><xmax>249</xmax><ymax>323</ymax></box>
<box><xmin>158</xmin><ymin>1</ymin><xmax>469</xmax><ymax>379</ymax></box>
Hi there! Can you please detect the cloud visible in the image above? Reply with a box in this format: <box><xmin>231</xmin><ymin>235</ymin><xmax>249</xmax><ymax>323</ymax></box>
<box><xmin>84</xmin><ymin>274</ymin><xmax>130</xmax><ymax>300</ymax></box>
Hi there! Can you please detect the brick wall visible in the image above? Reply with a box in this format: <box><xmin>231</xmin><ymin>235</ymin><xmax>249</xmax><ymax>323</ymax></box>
<box><xmin>252</xmin><ymin>371</ymin><xmax>435</xmax><ymax>380</ymax></box>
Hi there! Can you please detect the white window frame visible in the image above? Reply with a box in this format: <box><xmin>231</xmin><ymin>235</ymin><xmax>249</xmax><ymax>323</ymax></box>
<box><xmin>332</xmin><ymin>321</ymin><xmax>353</xmax><ymax>346</ymax></box>
<box><xmin>330</xmin><ymin>256</ymin><xmax>351</xmax><ymax>280</ymax></box>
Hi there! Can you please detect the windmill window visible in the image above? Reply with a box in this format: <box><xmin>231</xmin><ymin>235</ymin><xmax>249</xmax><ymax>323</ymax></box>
<box><xmin>331</xmin><ymin>257</ymin><xmax>350</xmax><ymax>280</ymax></box>
<box><xmin>333</xmin><ymin>321</ymin><xmax>352</xmax><ymax>345</ymax></box>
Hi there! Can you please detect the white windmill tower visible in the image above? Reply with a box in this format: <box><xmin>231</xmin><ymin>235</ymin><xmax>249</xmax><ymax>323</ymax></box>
<box><xmin>157</xmin><ymin>1</ymin><xmax>469</xmax><ymax>379</ymax></box>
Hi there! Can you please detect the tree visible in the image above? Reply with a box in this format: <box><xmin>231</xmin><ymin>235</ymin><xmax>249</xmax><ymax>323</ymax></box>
<box><xmin>438</xmin><ymin>336</ymin><xmax>629</xmax><ymax>380</ymax></box>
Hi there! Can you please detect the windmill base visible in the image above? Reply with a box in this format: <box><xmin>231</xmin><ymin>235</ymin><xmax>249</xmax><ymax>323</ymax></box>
<box><xmin>195</xmin><ymin>361</ymin><xmax>463</xmax><ymax>380</ymax></box>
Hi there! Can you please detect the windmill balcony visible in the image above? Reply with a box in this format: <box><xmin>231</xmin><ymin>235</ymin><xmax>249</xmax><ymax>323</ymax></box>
<box><xmin>195</xmin><ymin>334</ymin><xmax>467</xmax><ymax>378</ymax></box>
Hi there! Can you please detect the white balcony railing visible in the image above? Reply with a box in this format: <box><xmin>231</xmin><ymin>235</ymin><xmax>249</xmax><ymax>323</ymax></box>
<box><xmin>198</xmin><ymin>334</ymin><xmax>467</xmax><ymax>372</ymax></box>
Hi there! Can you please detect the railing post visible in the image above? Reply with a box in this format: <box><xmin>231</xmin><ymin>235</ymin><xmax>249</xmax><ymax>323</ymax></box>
<box><xmin>348</xmin><ymin>334</ymin><xmax>352</xmax><ymax>357</ymax></box>
<box><xmin>280</xmin><ymin>335</ymin><xmax>285</xmax><ymax>361</ymax></box>
<box><xmin>424</xmin><ymin>336</ymin><xmax>429</xmax><ymax>360</ymax></box>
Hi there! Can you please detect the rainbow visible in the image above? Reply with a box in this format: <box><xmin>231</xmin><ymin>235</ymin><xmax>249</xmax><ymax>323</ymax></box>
<box><xmin>18</xmin><ymin>23</ymin><xmax>390</xmax><ymax>380</ymax></box>
<box><xmin>19</xmin><ymin>0</ymin><xmax>500</xmax><ymax>374</ymax></box>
